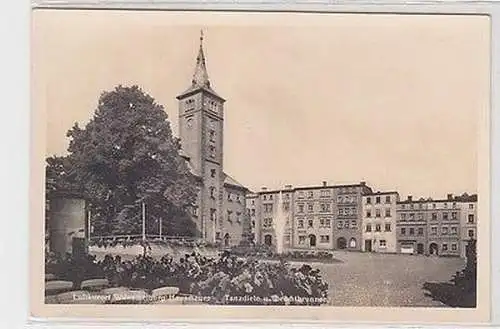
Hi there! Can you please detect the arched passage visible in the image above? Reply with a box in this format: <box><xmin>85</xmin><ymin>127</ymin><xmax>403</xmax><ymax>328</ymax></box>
<box><xmin>337</xmin><ymin>237</ymin><xmax>347</xmax><ymax>249</ymax></box>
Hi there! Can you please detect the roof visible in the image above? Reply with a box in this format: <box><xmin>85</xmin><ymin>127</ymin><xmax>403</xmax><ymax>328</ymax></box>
<box><xmin>176</xmin><ymin>31</ymin><xmax>225</xmax><ymax>102</ymax></box>
<box><xmin>223</xmin><ymin>173</ymin><xmax>248</xmax><ymax>191</ymax></box>
<box><xmin>364</xmin><ymin>191</ymin><xmax>399</xmax><ymax>196</ymax></box>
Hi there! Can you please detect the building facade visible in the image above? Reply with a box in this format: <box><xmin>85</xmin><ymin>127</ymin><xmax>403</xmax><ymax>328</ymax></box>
<box><xmin>396</xmin><ymin>196</ymin><xmax>429</xmax><ymax>255</ymax></box>
<box><xmin>245</xmin><ymin>193</ymin><xmax>259</xmax><ymax>243</ymax></box>
<box><xmin>293</xmin><ymin>182</ymin><xmax>335</xmax><ymax>250</ymax></box>
<box><xmin>177</xmin><ymin>33</ymin><xmax>248</xmax><ymax>246</ymax></box>
<box><xmin>362</xmin><ymin>191</ymin><xmax>399</xmax><ymax>253</ymax></box>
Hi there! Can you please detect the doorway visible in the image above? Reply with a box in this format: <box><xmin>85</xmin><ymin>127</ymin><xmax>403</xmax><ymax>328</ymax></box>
<box><xmin>417</xmin><ymin>243</ymin><xmax>424</xmax><ymax>255</ymax></box>
<box><xmin>429</xmin><ymin>243</ymin><xmax>439</xmax><ymax>256</ymax></box>
<box><xmin>309</xmin><ymin>234</ymin><xmax>317</xmax><ymax>247</ymax></box>
<box><xmin>337</xmin><ymin>237</ymin><xmax>347</xmax><ymax>249</ymax></box>
<box><xmin>365</xmin><ymin>240</ymin><xmax>372</xmax><ymax>252</ymax></box>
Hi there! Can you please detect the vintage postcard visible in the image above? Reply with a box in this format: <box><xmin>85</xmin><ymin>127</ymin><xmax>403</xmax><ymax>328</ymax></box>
<box><xmin>30</xmin><ymin>9</ymin><xmax>491</xmax><ymax>323</ymax></box>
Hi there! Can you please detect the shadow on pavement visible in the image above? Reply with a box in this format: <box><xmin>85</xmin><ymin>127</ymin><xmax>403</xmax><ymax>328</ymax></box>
<box><xmin>422</xmin><ymin>281</ymin><xmax>476</xmax><ymax>308</ymax></box>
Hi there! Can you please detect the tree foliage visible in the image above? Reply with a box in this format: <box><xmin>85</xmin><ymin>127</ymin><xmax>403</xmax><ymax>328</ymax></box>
<box><xmin>46</xmin><ymin>85</ymin><xmax>199</xmax><ymax>236</ymax></box>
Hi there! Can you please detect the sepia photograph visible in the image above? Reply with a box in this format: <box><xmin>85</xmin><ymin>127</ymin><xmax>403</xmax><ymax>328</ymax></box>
<box><xmin>30</xmin><ymin>9</ymin><xmax>491</xmax><ymax>322</ymax></box>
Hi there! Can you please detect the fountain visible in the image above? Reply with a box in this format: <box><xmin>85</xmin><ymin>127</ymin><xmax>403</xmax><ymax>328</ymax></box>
<box><xmin>272</xmin><ymin>191</ymin><xmax>287</xmax><ymax>255</ymax></box>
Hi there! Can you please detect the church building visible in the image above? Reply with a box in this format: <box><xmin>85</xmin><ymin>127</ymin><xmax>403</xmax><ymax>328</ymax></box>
<box><xmin>176</xmin><ymin>32</ymin><xmax>249</xmax><ymax>246</ymax></box>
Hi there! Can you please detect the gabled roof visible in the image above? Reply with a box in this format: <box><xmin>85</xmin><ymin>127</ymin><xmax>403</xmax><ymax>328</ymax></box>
<box><xmin>223</xmin><ymin>173</ymin><xmax>248</xmax><ymax>191</ymax></box>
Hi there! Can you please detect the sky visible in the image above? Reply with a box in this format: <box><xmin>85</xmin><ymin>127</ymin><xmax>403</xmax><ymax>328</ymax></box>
<box><xmin>32</xmin><ymin>10</ymin><xmax>490</xmax><ymax>198</ymax></box>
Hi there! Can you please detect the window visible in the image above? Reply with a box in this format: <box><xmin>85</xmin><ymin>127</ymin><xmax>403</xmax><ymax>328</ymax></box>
<box><xmin>366</xmin><ymin>224</ymin><xmax>372</xmax><ymax>232</ymax></box>
<box><xmin>344</xmin><ymin>221</ymin><xmax>350</xmax><ymax>228</ymax></box>
<box><xmin>283</xmin><ymin>202</ymin><xmax>290</xmax><ymax>211</ymax></box>
<box><xmin>451</xmin><ymin>226</ymin><xmax>458</xmax><ymax>235</ymax></box>
<box><xmin>209</xmin><ymin>146</ymin><xmax>216</xmax><ymax>158</ymax></box>
<box><xmin>375</xmin><ymin>224</ymin><xmax>381</xmax><ymax>232</ymax></box>
<box><xmin>308</xmin><ymin>219</ymin><xmax>313</xmax><ymax>228</ymax></box>
<box><xmin>379</xmin><ymin>240</ymin><xmax>387</xmax><ymax>247</ymax></box>
<box><xmin>210</xmin><ymin>169</ymin><xmax>216</xmax><ymax>178</ymax></box>
<box><xmin>432</xmin><ymin>203</ymin><xmax>436</xmax><ymax>209</ymax></box>
<box><xmin>209</xmin><ymin>129</ymin><xmax>215</xmax><ymax>142</ymax></box>
<box><xmin>251</xmin><ymin>209</ymin><xmax>255</xmax><ymax>216</ymax></box>
<box><xmin>375</xmin><ymin>209</ymin><xmax>381</xmax><ymax>218</ymax></box>
<box><xmin>320</xmin><ymin>203</ymin><xmax>330</xmax><ymax>212</ymax></box>
<box><xmin>298</xmin><ymin>220</ymin><xmax>304</xmax><ymax>228</ymax></box>
<box><xmin>263</xmin><ymin>195</ymin><xmax>267</xmax><ymax>201</ymax></box>
<box><xmin>227</xmin><ymin>193</ymin><xmax>232</xmax><ymax>201</ymax></box>
<box><xmin>236</xmin><ymin>212</ymin><xmax>241</xmax><ymax>223</ymax></box>
<box><xmin>366</xmin><ymin>197</ymin><xmax>371</xmax><ymax>204</ymax></box>
<box><xmin>419</xmin><ymin>203</ymin><xmax>423</xmax><ymax>209</ymax></box>
<box><xmin>452</xmin><ymin>212</ymin><xmax>458</xmax><ymax>220</ymax></box>
<box><xmin>252</xmin><ymin>220</ymin><xmax>255</xmax><ymax>228</ymax></box>
<box><xmin>401</xmin><ymin>213</ymin><xmax>406</xmax><ymax>220</ymax></box>
<box><xmin>284</xmin><ymin>235</ymin><xmax>290</xmax><ymax>242</ymax></box>
<box><xmin>410</xmin><ymin>204</ymin><xmax>414</xmax><ymax>209</ymax></box>
<box><xmin>338</xmin><ymin>208</ymin><xmax>343</xmax><ymax>216</ymax></box>
<box><xmin>444</xmin><ymin>203</ymin><xmax>448</xmax><ymax>209</ymax></box>
<box><xmin>210</xmin><ymin>187</ymin><xmax>216</xmax><ymax>199</ymax></box>
<box><xmin>442</xmin><ymin>226</ymin><xmax>448</xmax><ymax>235</ymax></box>
<box><xmin>385</xmin><ymin>223</ymin><xmax>391</xmax><ymax>232</ymax></box>
<box><xmin>468</xmin><ymin>214</ymin><xmax>475</xmax><ymax>223</ymax></box>
<box><xmin>443</xmin><ymin>213</ymin><xmax>449</xmax><ymax>221</ymax></box>
<box><xmin>401</xmin><ymin>228</ymin><xmax>406</xmax><ymax>235</ymax></box>
<box><xmin>308</xmin><ymin>191</ymin><xmax>313</xmax><ymax>198</ymax></box>
<box><xmin>298</xmin><ymin>191</ymin><xmax>304</xmax><ymax>199</ymax></box>
<box><xmin>442</xmin><ymin>243</ymin><xmax>448</xmax><ymax>251</ymax></box>
<box><xmin>385</xmin><ymin>195</ymin><xmax>391</xmax><ymax>204</ymax></box>
<box><xmin>401</xmin><ymin>204</ymin><xmax>406</xmax><ymax>209</ymax></box>
<box><xmin>215</xmin><ymin>232</ymin><xmax>221</xmax><ymax>240</ymax></box>
<box><xmin>469</xmin><ymin>204</ymin><xmax>474</xmax><ymax>209</ymax></box>
<box><xmin>431</xmin><ymin>227</ymin><xmax>437</xmax><ymax>235</ymax></box>
<box><xmin>417</xmin><ymin>213</ymin><xmax>423</xmax><ymax>220</ymax></box>
<box><xmin>337</xmin><ymin>196</ymin><xmax>343</xmax><ymax>203</ymax></box>
<box><xmin>210</xmin><ymin>208</ymin><xmax>216</xmax><ymax>221</ymax></box>
<box><xmin>308</xmin><ymin>203</ymin><xmax>314</xmax><ymax>212</ymax></box>
<box><xmin>452</xmin><ymin>243</ymin><xmax>457</xmax><ymax>251</ymax></box>
<box><xmin>376</xmin><ymin>196</ymin><xmax>381</xmax><ymax>204</ymax></box>
<box><xmin>270</xmin><ymin>195</ymin><xmax>273</xmax><ymax>200</ymax></box>
<box><xmin>385</xmin><ymin>208</ymin><xmax>391</xmax><ymax>217</ymax></box>
<box><xmin>351</xmin><ymin>220</ymin><xmax>357</xmax><ymax>228</ymax></box>
<box><xmin>227</xmin><ymin>210</ymin><xmax>232</xmax><ymax>222</ymax></box>
<box><xmin>192</xmin><ymin>206</ymin><xmax>198</xmax><ymax>216</ymax></box>
<box><xmin>337</xmin><ymin>221</ymin><xmax>343</xmax><ymax>229</ymax></box>
<box><xmin>468</xmin><ymin>229</ymin><xmax>474</xmax><ymax>238</ymax></box>
<box><xmin>320</xmin><ymin>218</ymin><xmax>331</xmax><ymax>228</ymax></box>
<box><xmin>452</xmin><ymin>202</ymin><xmax>457</xmax><ymax>209</ymax></box>
<box><xmin>418</xmin><ymin>228</ymin><xmax>424</xmax><ymax>236</ymax></box>
<box><xmin>409</xmin><ymin>228</ymin><xmax>415</xmax><ymax>235</ymax></box>
<box><xmin>263</xmin><ymin>218</ymin><xmax>273</xmax><ymax>228</ymax></box>
<box><xmin>366</xmin><ymin>211</ymin><xmax>371</xmax><ymax>218</ymax></box>
<box><xmin>432</xmin><ymin>213</ymin><xmax>438</xmax><ymax>221</ymax></box>
<box><xmin>320</xmin><ymin>235</ymin><xmax>330</xmax><ymax>243</ymax></box>
<box><xmin>320</xmin><ymin>190</ymin><xmax>331</xmax><ymax>198</ymax></box>
<box><xmin>409</xmin><ymin>213</ymin><xmax>415</xmax><ymax>220</ymax></box>
<box><xmin>298</xmin><ymin>236</ymin><xmax>306</xmax><ymax>244</ymax></box>
<box><xmin>298</xmin><ymin>204</ymin><xmax>304</xmax><ymax>213</ymax></box>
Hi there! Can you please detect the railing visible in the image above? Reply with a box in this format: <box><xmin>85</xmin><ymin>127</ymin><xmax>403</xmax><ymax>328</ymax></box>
<box><xmin>89</xmin><ymin>234</ymin><xmax>204</xmax><ymax>243</ymax></box>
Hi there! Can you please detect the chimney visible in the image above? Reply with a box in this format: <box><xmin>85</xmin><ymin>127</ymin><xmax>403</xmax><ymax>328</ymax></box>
<box><xmin>261</xmin><ymin>187</ymin><xmax>267</xmax><ymax>191</ymax></box>
<box><xmin>447</xmin><ymin>193</ymin><xmax>453</xmax><ymax>200</ymax></box>
<box><xmin>284</xmin><ymin>184</ymin><xmax>292</xmax><ymax>190</ymax></box>
<box><xmin>322</xmin><ymin>181</ymin><xmax>327</xmax><ymax>187</ymax></box>
<box><xmin>360</xmin><ymin>181</ymin><xmax>366</xmax><ymax>186</ymax></box>
<box><xmin>407</xmin><ymin>195</ymin><xmax>412</xmax><ymax>202</ymax></box>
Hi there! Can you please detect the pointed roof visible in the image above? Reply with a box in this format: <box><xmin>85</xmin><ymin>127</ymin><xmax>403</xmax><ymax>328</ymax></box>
<box><xmin>223</xmin><ymin>172</ymin><xmax>248</xmax><ymax>191</ymax></box>
<box><xmin>177</xmin><ymin>30</ymin><xmax>225</xmax><ymax>101</ymax></box>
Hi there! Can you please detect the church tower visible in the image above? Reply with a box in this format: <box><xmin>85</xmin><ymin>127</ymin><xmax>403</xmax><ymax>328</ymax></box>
<box><xmin>177</xmin><ymin>31</ymin><xmax>225</xmax><ymax>242</ymax></box>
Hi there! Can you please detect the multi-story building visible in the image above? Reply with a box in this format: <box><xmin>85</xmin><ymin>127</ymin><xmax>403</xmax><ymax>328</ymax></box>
<box><xmin>293</xmin><ymin>182</ymin><xmax>335</xmax><ymax>250</ymax></box>
<box><xmin>456</xmin><ymin>193</ymin><xmax>478</xmax><ymax>258</ymax></box>
<box><xmin>362</xmin><ymin>191</ymin><xmax>399</xmax><ymax>253</ymax></box>
<box><xmin>426</xmin><ymin>194</ymin><xmax>462</xmax><ymax>257</ymax></box>
<box><xmin>245</xmin><ymin>193</ymin><xmax>259</xmax><ymax>243</ymax></box>
<box><xmin>177</xmin><ymin>32</ymin><xmax>248</xmax><ymax>246</ymax></box>
<box><xmin>257</xmin><ymin>187</ymin><xmax>293</xmax><ymax>250</ymax></box>
<box><xmin>333</xmin><ymin>182</ymin><xmax>373</xmax><ymax>251</ymax></box>
<box><xmin>396</xmin><ymin>196</ymin><xmax>428</xmax><ymax>255</ymax></box>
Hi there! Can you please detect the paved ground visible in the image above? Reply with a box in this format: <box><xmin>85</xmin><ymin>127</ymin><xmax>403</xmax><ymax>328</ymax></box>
<box><xmin>306</xmin><ymin>251</ymin><xmax>466</xmax><ymax>307</ymax></box>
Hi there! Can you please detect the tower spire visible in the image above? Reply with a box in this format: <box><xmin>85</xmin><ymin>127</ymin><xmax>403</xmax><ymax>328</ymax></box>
<box><xmin>192</xmin><ymin>29</ymin><xmax>210</xmax><ymax>88</ymax></box>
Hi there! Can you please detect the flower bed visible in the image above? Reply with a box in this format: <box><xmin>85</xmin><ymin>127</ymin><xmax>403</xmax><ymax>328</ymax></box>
<box><xmin>45</xmin><ymin>250</ymin><xmax>329</xmax><ymax>305</ymax></box>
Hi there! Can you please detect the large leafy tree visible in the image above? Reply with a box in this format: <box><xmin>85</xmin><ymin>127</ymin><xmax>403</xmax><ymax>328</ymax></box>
<box><xmin>46</xmin><ymin>85</ymin><xmax>199</xmax><ymax>236</ymax></box>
